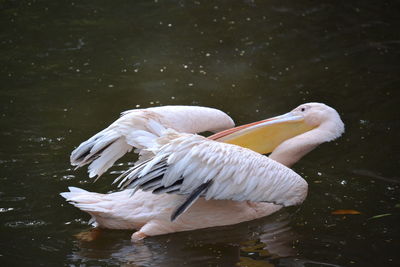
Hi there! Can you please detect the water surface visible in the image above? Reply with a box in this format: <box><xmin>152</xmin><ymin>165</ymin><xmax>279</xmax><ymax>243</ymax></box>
<box><xmin>1</xmin><ymin>0</ymin><xmax>399</xmax><ymax>266</ymax></box>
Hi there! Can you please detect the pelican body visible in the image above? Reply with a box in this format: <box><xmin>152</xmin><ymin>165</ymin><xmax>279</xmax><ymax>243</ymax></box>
<box><xmin>61</xmin><ymin>103</ymin><xmax>344</xmax><ymax>240</ymax></box>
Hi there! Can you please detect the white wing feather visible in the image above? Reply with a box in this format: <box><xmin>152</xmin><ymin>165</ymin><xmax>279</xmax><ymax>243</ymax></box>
<box><xmin>70</xmin><ymin>106</ymin><xmax>234</xmax><ymax>178</ymax></box>
<box><xmin>119</xmin><ymin>131</ymin><xmax>308</xmax><ymax>211</ymax></box>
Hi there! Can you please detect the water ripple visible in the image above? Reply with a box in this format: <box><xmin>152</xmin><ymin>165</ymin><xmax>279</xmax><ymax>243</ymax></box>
<box><xmin>5</xmin><ymin>220</ymin><xmax>48</xmax><ymax>228</ymax></box>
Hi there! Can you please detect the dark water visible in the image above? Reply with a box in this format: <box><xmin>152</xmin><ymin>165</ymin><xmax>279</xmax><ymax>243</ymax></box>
<box><xmin>1</xmin><ymin>0</ymin><xmax>399</xmax><ymax>266</ymax></box>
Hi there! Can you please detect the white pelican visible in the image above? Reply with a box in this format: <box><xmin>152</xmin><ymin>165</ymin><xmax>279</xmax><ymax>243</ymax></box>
<box><xmin>61</xmin><ymin>103</ymin><xmax>344</xmax><ymax>241</ymax></box>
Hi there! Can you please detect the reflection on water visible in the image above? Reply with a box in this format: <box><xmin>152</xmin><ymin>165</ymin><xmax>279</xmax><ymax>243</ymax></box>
<box><xmin>69</xmin><ymin>211</ymin><xmax>297</xmax><ymax>267</ymax></box>
<box><xmin>1</xmin><ymin>0</ymin><xmax>399</xmax><ymax>266</ymax></box>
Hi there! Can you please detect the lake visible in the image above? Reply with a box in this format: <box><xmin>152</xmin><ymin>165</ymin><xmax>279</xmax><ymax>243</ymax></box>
<box><xmin>1</xmin><ymin>0</ymin><xmax>399</xmax><ymax>266</ymax></box>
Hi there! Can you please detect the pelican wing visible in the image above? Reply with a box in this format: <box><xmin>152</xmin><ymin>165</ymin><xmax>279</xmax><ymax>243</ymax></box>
<box><xmin>70</xmin><ymin>106</ymin><xmax>234</xmax><ymax>178</ymax></box>
<box><xmin>116</xmin><ymin>131</ymin><xmax>308</xmax><ymax>220</ymax></box>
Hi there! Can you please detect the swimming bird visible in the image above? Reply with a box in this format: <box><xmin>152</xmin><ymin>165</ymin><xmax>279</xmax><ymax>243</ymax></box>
<box><xmin>61</xmin><ymin>103</ymin><xmax>344</xmax><ymax>241</ymax></box>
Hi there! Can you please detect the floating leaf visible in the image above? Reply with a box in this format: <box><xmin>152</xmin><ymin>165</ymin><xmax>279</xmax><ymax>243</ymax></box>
<box><xmin>368</xmin><ymin>213</ymin><xmax>391</xmax><ymax>220</ymax></box>
<box><xmin>331</xmin><ymin>209</ymin><xmax>361</xmax><ymax>215</ymax></box>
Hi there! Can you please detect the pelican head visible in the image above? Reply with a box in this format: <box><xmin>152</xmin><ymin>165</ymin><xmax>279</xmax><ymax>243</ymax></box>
<box><xmin>210</xmin><ymin>102</ymin><xmax>344</xmax><ymax>166</ymax></box>
<box><xmin>290</xmin><ymin>103</ymin><xmax>344</xmax><ymax>137</ymax></box>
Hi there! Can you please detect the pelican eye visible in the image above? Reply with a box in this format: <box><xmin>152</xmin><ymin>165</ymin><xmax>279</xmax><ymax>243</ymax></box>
<box><xmin>301</xmin><ymin>108</ymin><xmax>306</xmax><ymax>112</ymax></box>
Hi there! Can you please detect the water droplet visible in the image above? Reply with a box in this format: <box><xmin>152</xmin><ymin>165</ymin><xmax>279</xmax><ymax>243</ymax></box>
<box><xmin>61</xmin><ymin>175</ymin><xmax>75</xmax><ymax>180</ymax></box>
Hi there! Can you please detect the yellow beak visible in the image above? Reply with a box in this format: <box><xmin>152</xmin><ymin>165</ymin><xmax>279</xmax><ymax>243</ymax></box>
<box><xmin>208</xmin><ymin>112</ymin><xmax>315</xmax><ymax>154</ymax></box>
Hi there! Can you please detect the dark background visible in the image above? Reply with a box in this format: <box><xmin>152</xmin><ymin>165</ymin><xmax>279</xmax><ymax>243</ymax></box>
<box><xmin>1</xmin><ymin>0</ymin><xmax>399</xmax><ymax>266</ymax></box>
